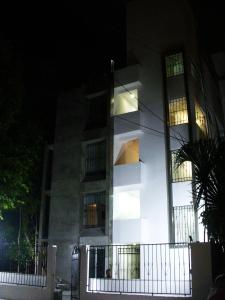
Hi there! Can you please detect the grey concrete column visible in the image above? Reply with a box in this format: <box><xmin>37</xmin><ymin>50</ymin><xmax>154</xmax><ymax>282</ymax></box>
<box><xmin>191</xmin><ymin>242</ymin><xmax>212</xmax><ymax>300</ymax></box>
<box><xmin>47</xmin><ymin>245</ymin><xmax>57</xmax><ymax>300</ymax></box>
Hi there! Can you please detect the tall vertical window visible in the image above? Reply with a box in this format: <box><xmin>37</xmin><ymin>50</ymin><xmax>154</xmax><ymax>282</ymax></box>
<box><xmin>173</xmin><ymin>205</ymin><xmax>196</xmax><ymax>243</ymax></box>
<box><xmin>171</xmin><ymin>151</ymin><xmax>192</xmax><ymax>182</ymax></box>
<box><xmin>165</xmin><ymin>53</ymin><xmax>184</xmax><ymax>77</ymax></box>
<box><xmin>83</xmin><ymin>192</ymin><xmax>105</xmax><ymax>228</ymax></box>
<box><xmin>84</xmin><ymin>140</ymin><xmax>106</xmax><ymax>179</ymax></box>
<box><xmin>169</xmin><ymin>97</ymin><xmax>188</xmax><ymax>126</ymax></box>
<box><xmin>113</xmin><ymin>89</ymin><xmax>138</xmax><ymax>116</ymax></box>
<box><xmin>115</xmin><ymin>139</ymin><xmax>139</xmax><ymax>165</ymax></box>
<box><xmin>195</xmin><ymin>102</ymin><xmax>207</xmax><ymax>134</ymax></box>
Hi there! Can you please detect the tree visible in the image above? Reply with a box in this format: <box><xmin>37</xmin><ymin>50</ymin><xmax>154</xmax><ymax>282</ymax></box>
<box><xmin>0</xmin><ymin>40</ymin><xmax>45</xmax><ymax>259</ymax></box>
<box><xmin>176</xmin><ymin>137</ymin><xmax>225</xmax><ymax>243</ymax></box>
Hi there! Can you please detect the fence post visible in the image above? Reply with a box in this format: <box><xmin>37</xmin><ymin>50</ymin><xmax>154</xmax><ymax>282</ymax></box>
<box><xmin>47</xmin><ymin>245</ymin><xmax>57</xmax><ymax>300</ymax></box>
<box><xmin>191</xmin><ymin>242</ymin><xmax>212</xmax><ymax>300</ymax></box>
<box><xmin>79</xmin><ymin>246</ymin><xmax>88</xmax><ymax>300</ymax></box>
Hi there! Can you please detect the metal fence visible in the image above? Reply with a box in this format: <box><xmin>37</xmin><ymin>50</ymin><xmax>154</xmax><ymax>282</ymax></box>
<box><xmin>87</xmin><ymin>243</ymin><xmax>191</xmax><ymax>296</ymax></box>
<box><xmin>0</xmin><ymin>242</ymin><xmax>47</xmax><ymax>287</ymax></box>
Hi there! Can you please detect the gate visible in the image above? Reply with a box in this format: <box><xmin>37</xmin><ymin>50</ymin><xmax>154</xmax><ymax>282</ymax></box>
<box><xmin>71</xmin><ymin>246</ymin><xmax>80</xmax><ymax>300</ymax></box>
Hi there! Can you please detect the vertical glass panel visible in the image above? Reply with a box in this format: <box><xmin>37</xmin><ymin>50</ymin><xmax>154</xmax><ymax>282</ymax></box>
<box><xmin>165</xmin><ymin>53</ymin><xmax>184</xmax><ymax>77</ymax></box>
<box><xmin>195</xmin><ymin>102</ymin><xmax>207</xmax><ymax>134</ymax></box>
<box><xmin>169</xmin><ymin>97</ymin><xmax>188</xmax><ymax>126</ymax></box>
<box><xmin>171</xmin><ymin>151</ymin><xmax>192</xmax><ymax>182</ymax></box>
<box><xmin>115</xmin><ymin>139</ymin><xmax>139</xmax><ymax>165</ymax></box>
<box><xmin>113</xmin><ymin>89</ymin><xmax>138</xmax><ymax>115</ymax></box>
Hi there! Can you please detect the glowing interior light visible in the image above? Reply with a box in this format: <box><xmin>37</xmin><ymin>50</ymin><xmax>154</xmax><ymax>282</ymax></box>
<box><xmin>113</xmin><ymin>89</ymin><xmax>138</xmax><ymax>115</ymax></box>
<box><xmin>115</xmin><ymin>139</ymin><xmax>139</xmax><ymax>165</ymax></box>
<box><xmin>195</xmin><ymin>102</ymin><xmax>207</xmax><ymax>134</ymax></box>
<box><xmin>113</xmin><ymin>190</ymin><xmax>140</xmax><ymax>219</ymax></box>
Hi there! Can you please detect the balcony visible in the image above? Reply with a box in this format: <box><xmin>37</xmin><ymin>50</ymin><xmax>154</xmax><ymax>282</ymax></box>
<box><xmin>113</xmin><ymin>162</ymin><xmax>142</xmax><ymax>187</ymax></box>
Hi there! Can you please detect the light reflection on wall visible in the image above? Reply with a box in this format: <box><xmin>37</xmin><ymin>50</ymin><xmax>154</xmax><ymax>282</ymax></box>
<box><xmin>113</xmin><ymin>190</ymin><xmax>140</xmax><ymax>220</ymax></box>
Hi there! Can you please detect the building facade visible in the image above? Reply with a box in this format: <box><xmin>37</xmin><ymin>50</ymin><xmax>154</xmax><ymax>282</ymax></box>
<box><xmin>38</xmin><ymin>0</ymin><xmax>224</xmax><ymax>284</ymax></box>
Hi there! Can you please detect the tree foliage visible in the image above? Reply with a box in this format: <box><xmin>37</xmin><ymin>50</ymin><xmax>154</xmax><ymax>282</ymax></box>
<box><xmin>176</xmin><ymin>137</ymin><xmax>225</xmax><ymax>242</ymax></box>
<box><xmin>0</xmin><ymin>39</ymin><xmax>44</xmax><ymax>245</ymax></box>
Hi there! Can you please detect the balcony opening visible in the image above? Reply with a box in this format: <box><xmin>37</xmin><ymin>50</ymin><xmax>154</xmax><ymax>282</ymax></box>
<box><xmin>169</xmin><ymin>97</ymin><xmax>188</xmax><ymax>126</ymax></box>
<box><xmin>115</xmin><ymin>139</ymin><xmax>139</xmax><ymax>165</ymax></box>
<box><xmin>113</xmin><ymin>89</ymin><xmax>138</xmax><ymax>116</ymax></box>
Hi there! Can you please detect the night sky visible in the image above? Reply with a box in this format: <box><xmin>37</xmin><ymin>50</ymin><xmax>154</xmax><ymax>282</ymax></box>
<box><xmin>1</xmin><ymin>1</ymin><xmax>225</xmax><ymax>142</ymax></box>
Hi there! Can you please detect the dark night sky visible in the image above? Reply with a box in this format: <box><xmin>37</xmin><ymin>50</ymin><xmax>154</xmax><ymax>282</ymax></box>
<box><xmin>1</xmin><ymin>1</ymin><xmax>225</xmax><ymax>142</ymax></box>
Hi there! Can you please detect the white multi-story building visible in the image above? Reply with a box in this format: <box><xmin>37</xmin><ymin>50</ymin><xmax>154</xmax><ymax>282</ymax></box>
<box><xmin>38</xmin><ymin>0</ymin><xmax>224</xmax><ymax>297</ymax></box>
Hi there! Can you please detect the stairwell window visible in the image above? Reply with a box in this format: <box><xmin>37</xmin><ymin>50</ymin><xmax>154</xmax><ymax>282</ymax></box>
<box><xmin>84</xmin><ymin>140</ymin><xmax>106</xmax><ymax>180</ymax></box>
<box><xmin>195</xmin><ymin>102</ymin><xmax>207</xmax><ymax>135</ymax></box>
<box><xmin>165</xmin><ymin>53</ymin><xmax>184</xmax><ymax>77</ymax></box>
<box><xmin>113</xmin><ymin>89</ymin><xmax>138</xmax><ymax>116</ymax></box>
<box><xmin>171</xmin><ymin>150</ymin><xmax>192</xmax><ymax>182</ymax></box>
<box><xmin>169</xmin><ymin>97</ymin><xmax>188</xmax><ymax>126</ymax></box>
<box><xmin>83</xmin><ymin>192</ymin><xmax>105</xmax><ymax>228</ymax></box>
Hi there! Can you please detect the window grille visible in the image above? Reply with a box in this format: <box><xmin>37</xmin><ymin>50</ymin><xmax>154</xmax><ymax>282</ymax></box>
<box><xmin>83</xmin><ymin>192</ymin><xmax>105</xmax><ymax>228</ymax></box>
<box><xmin>169</xmin><ymin>97</ymin><xmax>188</xmax><ymax>126</ymax></box>
<box><xmin>173</xmin><ymin>205</ymin><xmax>196</xmax><ymax>243</ymax></box>
<box><xmin>171</xmin><ymin>150</ymin><xmax>192</xmax><ymax>182</ymax></box>
<box><xmin>165</xmin><ymin>53</ymin><xmax>184</xmax><ymax>77</ymax></box>
<box><xmin>85</xmin><ymin>140</ymin><xmax>106</xmax><ymax>177</ymax></box>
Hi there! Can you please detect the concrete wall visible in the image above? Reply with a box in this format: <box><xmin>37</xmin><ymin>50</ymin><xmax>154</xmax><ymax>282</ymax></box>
<box><xmin>0</xmin><ymin>245</ymin><xmax>57</xmax><ymax>300</ymax></box>
<box><xmin>48</xmin><ymin>90</ymin><xmax>86</xmax><ymax>282</ymax></box>
<box><xmin>191</xmin><ymin>242</ymin><xmax>212</xmax><ymax>300</ymax></box>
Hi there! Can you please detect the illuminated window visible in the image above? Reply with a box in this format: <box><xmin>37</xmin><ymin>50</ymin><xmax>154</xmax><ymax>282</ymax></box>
<box><xmin>113</xmin><ymin>89</ymin><xmax>138</xmax><ymax>116</ymax></box>
<box><xmin>173</xmin><ymin>205</ymin><xmax>196</xmax><ymax>243</ymax></box>
<box><xmin>195</xmin><ymin>102</ymin><xmax>207</xmax><ymax>134</ymax></box>
<box><xmin>165</xmin><ymin>53</ymin><xmax>184</xmax><ymax>77</ymax></box>
<box><xmin>169</xmin><ymin>97</ymin><xmax>188</xmax><ymax>126</ymax></box>
<box><xmin>113</xmin><ymin>190</ymin><xmax>140</xmax><ymax>220</ymax></box>
<box><xmin>171</xmin><ymin>151</ymin><xmax>192</xmax><ymax>182</ymax></box>
<box><xmin>115</xmin><ymin>139</ymin><xmax>139</xmax><ymax>165</ymax></box>
<box><xmin>84</xmin><ymin>140</ymin><xmax>106</xmax><ymax>180</ymax></box>
<box><xmin>83</xmin><ymin>192</ymin><xmax>105</xmax><ymax>227</ymax></box>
